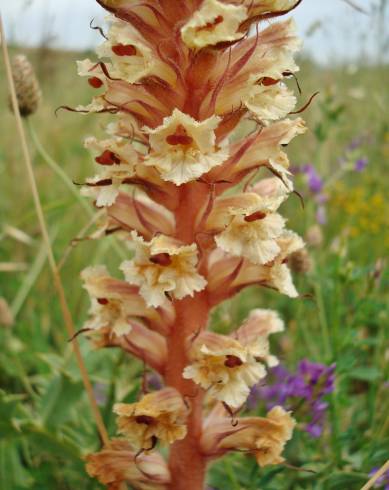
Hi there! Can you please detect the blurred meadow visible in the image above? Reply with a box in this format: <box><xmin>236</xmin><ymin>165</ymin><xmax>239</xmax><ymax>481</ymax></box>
<box><xmin>0</xmin><ymin>1</ymin><xmax>389</xmax><ymax>489</ymax></box>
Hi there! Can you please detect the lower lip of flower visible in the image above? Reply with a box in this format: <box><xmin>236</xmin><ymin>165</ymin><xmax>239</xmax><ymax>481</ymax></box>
<box><xmin>95</xmin><ymin>150</ymin><xmax>121</xmax><ymax>165</ymax></box>
<box><xmin>111</xmin><ymin>44</ymin><xmax>137</xmax><ymax>56</ymax></box>
<box><xmin>150</xmin><ymin>253</ymin><xmax>172</xmax><ymax>266</ymax></box>
<box><xmin>135</xmin><ymin>415</ymin><xmax>155</xmax><ymax>425</ymax></box>
<box><xmin>244</xmin><ymin>211</ymin><xmax>267</xmax><ymax>222</ymax></box>
<box><xmin>224</xmin><ymin>355</ymin><xmax>243</xmax><ymax>368</ymax></box>
<box><xmin>88</xmin><ymin>77</ymin><xmax>103</xmax><ymax>88</ymax></box>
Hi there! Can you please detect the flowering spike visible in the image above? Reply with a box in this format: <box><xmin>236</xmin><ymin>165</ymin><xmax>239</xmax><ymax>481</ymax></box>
<box><xmin>73</xmin><ymin>1</ymin><xmax>312</xmax><ymax>488</ymax></box>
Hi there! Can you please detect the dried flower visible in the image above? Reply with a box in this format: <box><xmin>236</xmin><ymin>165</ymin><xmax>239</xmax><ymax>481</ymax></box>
<box><xmin>289</xmin><ymin>247</ymin><xmax>313</xmax><ymax>274</ymax></box>
<box><xmin>86</xmin><ymin>439</ymin><xmax>171</xmax><ymax>489</ymax></box>
<box><xmin>202</xmin><ymin>404</ymin><xmax>295</xmax><ymax>466</ymax></box>
<box><xmin>114</xmin><ymin>388</ymin><xmax>188</xmax><ymax>449</ymax></box>
<box><xmin>11</xmin><ymin>54</ymin><xmax>41</xmax><ymax>117</ymax></box>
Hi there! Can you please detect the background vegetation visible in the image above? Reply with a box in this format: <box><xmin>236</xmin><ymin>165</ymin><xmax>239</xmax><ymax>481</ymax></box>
<box><xmin>0</xmin><ymin>23</ymin><xmax>388</xmax><ymax>490</ymax></box>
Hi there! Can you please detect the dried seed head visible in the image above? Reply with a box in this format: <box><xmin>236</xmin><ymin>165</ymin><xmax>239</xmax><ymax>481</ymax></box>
<box><xmin>289</xmin><ymin>247</ymin><xmax>312</xmax><ymax>275</ymax></box>
<box><xmin>10</xmin><ymin>55</ymin><xmax>41</xmax><ymax>117</ymax></box>
<box><xmin>305</xmin><ymin>225</ymin><xmax>323</xmax><ymax>247</ymax></box>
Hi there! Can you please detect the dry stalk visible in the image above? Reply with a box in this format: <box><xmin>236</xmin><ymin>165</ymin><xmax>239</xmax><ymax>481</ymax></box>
<box><xmin>0</xmin><ymin>14</ymin><xmax>109</xmax><ymax>447</ymax></box>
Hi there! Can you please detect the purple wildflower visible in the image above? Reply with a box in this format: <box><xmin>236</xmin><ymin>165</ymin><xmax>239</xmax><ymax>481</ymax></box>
<box><xmin>354</xmin><ymin>157</ymin><xmax>368</xmax><ymax>172</ymax></box>
<box><xmin>249</xmin><ymin>360</ymin><xmax>336</xmax><ymax>438</ymax></box>
<box><xmin>316</xmin><ymin>206</ymin><xmax>327</xmax><ymax>225</ymax></box>
<box><xmin>302</xmin><ymin>164</ymin><xmax>324</xmax><ymax>194</ymax></box>
<box><xmin>93</xmin><ymin>383</ymin><xmax>108</xmax><ymax>407</ymax></box>
<box><xmin>368</xmin><ymin>467</ymin><xmax>389</xmax><ymax>489</ymax></box>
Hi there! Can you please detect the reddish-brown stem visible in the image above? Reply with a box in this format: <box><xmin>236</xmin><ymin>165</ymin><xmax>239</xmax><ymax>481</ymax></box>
<box><xmin>164</xmin><ymin>183</ymin><xmax>210</xmax><ymax>490</ymax></box>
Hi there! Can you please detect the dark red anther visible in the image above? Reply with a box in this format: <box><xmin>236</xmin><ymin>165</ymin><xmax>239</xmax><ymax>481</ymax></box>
<box><xmin>196</xmin><ymin>15</ymin><xmax>224</xmax><ymax>32</ymax></box>
<box><xmin>95</xmin><ymin>150</ymin><xmax>121</xmax><ymax>166</ymax></box>
<box><xmin>112</xmin><ymin>44</ymin><xmax>137</xmax><ymax>56</ymax></box>
<box><xmin>97</xmin><ymin>298</ymin><xmax>109</xmax><ymax>305</ymax></box>
<box><xmin>282</xmin><ymin>258</ymin><xmax>289</xmax><ymax>264</ymax></box>
<box><xmin>244</xmin><ymin>211</ymin><xmax>267</xmax><ymax>222</ymax></box>
<box><xmin>261</xmin><ymin>77</ymin><xmax>279</xmax><ymax>86</ymax></box>
<box><xmin>135</xmin><ymin>415</ymin><xmax>155</xmax><ymax>425</ymax></box>
<box><xmin>224</xmin><ymin>355</ymin><xmax>243</xmax><ymax>368</ymax></box>
<box><xmin>165</xmin><ymin>125</ymin><xmax>193</xmax><ymax>146</ymax></box>
<box><xmin>88</xmin><ymin>77</ymin><xmax>103</xmax><ymax>88</ymax></box>
<box><xmin>149</xmin><ymin>253</ymin><xmax>172</xmax><ymax>266</ymax></box>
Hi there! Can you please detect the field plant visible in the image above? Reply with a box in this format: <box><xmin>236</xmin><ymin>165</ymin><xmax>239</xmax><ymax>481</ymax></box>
<box><xmin>0</xmin><ymin>1</ymin><xmax>388</xmax><ymax>490</ymax></box>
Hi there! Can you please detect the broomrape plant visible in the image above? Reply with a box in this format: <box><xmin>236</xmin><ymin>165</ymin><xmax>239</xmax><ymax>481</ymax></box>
<box><xmin>72</xmin><ymin>1</ymin><xmax>308</xmax><ymax>488</ymax></box>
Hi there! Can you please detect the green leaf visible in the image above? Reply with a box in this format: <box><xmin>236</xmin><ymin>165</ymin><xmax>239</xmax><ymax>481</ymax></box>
<box><xmin>0</xmin><ymin>440</ymin><xmax>34</xmax><ymax>489</ymax></box>
<box><xmin>323</xmin><ymin>472</ymin><xmax>368</xmax><ymax>489</ymax></box>
<box><xmin>39</xmin><ymin>373</ymin><xmax>84</xmax><ymax>428</ymax></box>
<box><xmin>0</xmin><ymin>390</ymin><xmax>31</xmax><ymax>438</ymax></box>
<box><xmin>348</xmin><ymin>366</ymin><xmax>382</xmax><ymax>382</ymax></box>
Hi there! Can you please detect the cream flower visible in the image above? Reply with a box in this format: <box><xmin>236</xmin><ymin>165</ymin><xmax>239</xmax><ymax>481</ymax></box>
<box><xmin>243</xmin><ymin>82</ymin><xmax>296</xmax><ymax>121</ymax></box>
<box><xmin>81</xmin><ymin>137</ymin><xmax>137</xmax><ymax>207</ymax></box>
<box><xmin>206</xmin><ymin>230</ymin><xmax>304</xmax><ymax>301</ymax></box>
<box><xmin>96</xmin><ymin>17</ymin><xmax>170</xmax><ymax>84</ymax></box>
<box><xmin>77</xmin><ymin>58</ymin><xmax>108</xmax><ymax>87</ymax></box>
<box><xmin>143</xmin><ymin>109</ymin><xmax>228</xmax><ymax>185</ymax></box>
<box><xmin>183</xmin><ymin>332</ymin><xmax>266</xmax><ymax>408</ymax></box>
<box><xmin>267</xmin><ymin>230</ymin><xmax>305</xmax><ymax>297</ymax></box>
<box><xmin>81</xmin><ymin>265</ymin><xmax>134</xmax><ymax>336</ymax></box>
<box><xmin>236</xmin><ymin>309</ymin><xmax>284</xmax><ymax>367</ymax></box>
<box><xmin>114</xmin><ymin>388</ymin><xmax>188</xmax><ymax>449</ymax></box>
<box><xmin>120</xmin><ymin>232</ymin><xmax>207</xmax><ymax>307</ymax></box>
<box><xmin>248</xmin><ymin>0</ymin><xmax>298</xmax><ymax>16</ymax></box>
<box><xmin>181</xmin><ymin>0</ymin><xmax>248</xmax><ymax>49</ymax></box>
<box><xmin>219</xmin><ymin>406</ymin><xmax>296</xmax><ymax>467</ymax></box>
<box><xmin>212</xmin><ymin>191</ymin><xmax>288</xmax><ymax>265</ymax></box>
<box><xmin>86</xmin><ymin>439</ymin><xmax>171</xmax><ymax>490</ymax></box>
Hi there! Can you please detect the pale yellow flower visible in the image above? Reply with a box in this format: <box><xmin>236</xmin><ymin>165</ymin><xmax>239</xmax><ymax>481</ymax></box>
<box><xmin>81</xmin><ymin>264</ymin><xmax>175</xmax><ymax>335</ymax></box>
<box><xmin>77</xmin><ymin>58</ymin><xmax>107</xmax><ymax>87</ymax></box>
<box><xmin>81</xmin><ymin>136</ymin><xmax>137</xmax><ymax>207</ymax></box>
<box><xmin>243</xmin><ymin>81</ymin><xmax>296</xmax><ymax>121</ymax></box>
<box><xmin>81</xmin><ymin>265</ymin><xmax>136</xmax><ymax>336</ymax></box>
<box><xmin>247</xmin><ymin>0</ymin><xmax>299</xmax><ymax>16</ymax></box>
<box><xmin>120</xmin><ymin>232</ymin><xmax>207</xmax><ymax>307</ymax></box>
<box><xmin>236</xmin><ymin>309</ymin><xmax>284</xmax><ymax>367</ymax></box>
<box><xmin>183</xmin><ymin>332</ymin><xmax>266</xmax><ymax>408</ymax></box>
<box><xmin>267</xmin><ymin>230</ymin><xmax>305</xmax><ymax>297</ymax></box>
<box><xmin>143</xmin><ymin>109</ymin><xmax>228</xmax><ymax>185</ymax></box>
<box><xmin>209</xmin><ymin>19</ymin><xmax>301</xmax><ymax>116</ymax></box>
<box><xmin>208</xmin><ymin>190</ymin><xmax>288</xmax><ymax>265</ymax></box>
<box><xmin>96</xmin><ymin>16</ymin><xmax>175</xmax><ymax>84</ymax></box>
<box><xmin>86</xmin><ymin>439</ymin><xmax>171</xmax><ymax>490</ymax></box>
<box><xmin>114</xmin><ymin>388</ymin><xmax>187</xmax><ymax>449</ymax></box>
<box><xmin>181</xmin><ymin>0</ymin><xmax>248</xmax><ymax>49</ymax></box>
<box><xmin>213</xmin><ymin>117</ymin><xmax>306</xmax><ymax>191</ymax></box>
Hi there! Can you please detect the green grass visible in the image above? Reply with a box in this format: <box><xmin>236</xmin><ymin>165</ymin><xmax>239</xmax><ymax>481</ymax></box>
<box><xmin>0</xmin><ymin>46</ymin><xmax>388</xmax><ymax>489</ymax></box>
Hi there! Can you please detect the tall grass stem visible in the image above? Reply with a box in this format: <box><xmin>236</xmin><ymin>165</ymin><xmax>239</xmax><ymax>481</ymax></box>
<box><xmin>0</xmin><ymin>14</ymin><xmax>109</xmax><ymax>447</ymax></box>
